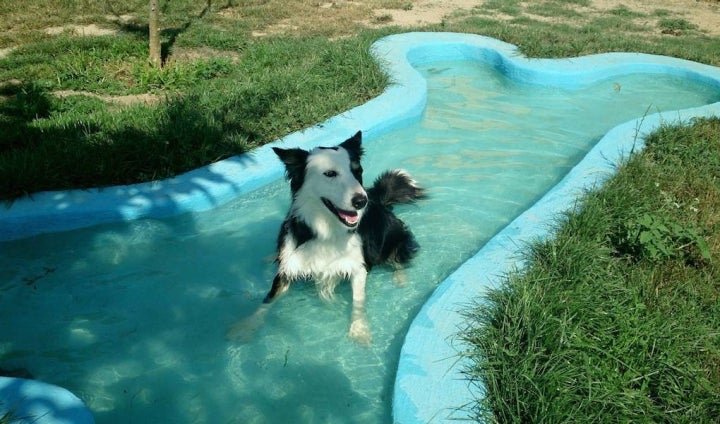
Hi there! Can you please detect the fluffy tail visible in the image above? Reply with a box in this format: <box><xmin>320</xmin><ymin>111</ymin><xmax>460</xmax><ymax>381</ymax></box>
<box><xmin>368</xmin><ymin>169</ymin><xmax>426</xmax><ymax>207</ymax></box>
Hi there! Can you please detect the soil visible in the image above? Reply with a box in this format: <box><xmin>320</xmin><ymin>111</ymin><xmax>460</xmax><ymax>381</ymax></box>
<box><xmin>374</xmin><ymin>0</ymin><xmax>719</xmax><ymax>36</ymax></box>
<box><xmin>2</xmin><ymin>0</ymin><xmax>716</xmax><ymax>105</ymax></box>
<box><xmin>24</xmin><ymin>0</ymin><xmax>720</xmax><ymax>40</ymax></box>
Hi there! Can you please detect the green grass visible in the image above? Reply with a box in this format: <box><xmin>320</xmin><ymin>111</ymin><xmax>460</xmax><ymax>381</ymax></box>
<box><xmin>0</xmin><ymin>34</ymin><xmax>237</xmax><ymax>94</ymax></box>
<box><xmin>526</xmin><ymin>2</ymin><xmax>585</xmax><ymax>19</ymax></box>
<box><xmin>0</xmin><ymin>32</ymin><xmax>389</xmax><ymax>198</ymax></box>
<box><xmin>2</xmin><ymin>1</ymin><xmax>720</xmax><ymax>200</ymax></box>
<box><xmin>658</xmin><ymin>17</ymin><xmax>699</xmax><ymax>33</ymax></box>
<box><xmin>461</xmin><ymin>117</ymin><xmax>720</xmax><ymax>422</ymax></box>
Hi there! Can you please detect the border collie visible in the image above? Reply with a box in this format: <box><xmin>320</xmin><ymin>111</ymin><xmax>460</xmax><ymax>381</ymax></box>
<box><xmin>228</xmin><ymin>131</ymin><xmax>425</xmax><ymax>345</ymax></box>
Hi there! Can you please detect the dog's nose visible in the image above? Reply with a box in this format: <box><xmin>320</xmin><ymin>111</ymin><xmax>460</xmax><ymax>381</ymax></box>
<box><xmin>352</xmin><ymin>193</ymin><xmax>368</xmax><ymax>210</ymax></box>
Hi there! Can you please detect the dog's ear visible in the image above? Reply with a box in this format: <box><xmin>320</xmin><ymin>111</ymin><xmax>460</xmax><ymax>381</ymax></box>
<box><xmin>339</xmin><ymin>131</ymin><xmax>364</xmax><ymax>184</ymax></box>
<box><xmin>273</xmin><ymin>147</ymin><xmax>308</xmax><ymax>182</ymax></box>
<box><xmin>339</xmin><ymin>131</ymin><xmax>363</xmax><ymax>160</ymax></box>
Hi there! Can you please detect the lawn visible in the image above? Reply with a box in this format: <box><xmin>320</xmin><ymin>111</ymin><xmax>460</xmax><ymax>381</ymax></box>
<box><xmin>461</xmin><ymin>116</ymin><xmax>720</xmax><ymax>422</ymax></box>
<box><xmin>1</xmin><ymin>0</ymin><xmax>719</xmax><ymax>422</ymax></box>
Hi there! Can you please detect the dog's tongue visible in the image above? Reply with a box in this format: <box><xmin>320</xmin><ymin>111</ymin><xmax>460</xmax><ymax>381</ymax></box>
<box><xmin>339</xmin><ymin>210</ymin><xmax>359</xmax><ymax>225</ymax></box>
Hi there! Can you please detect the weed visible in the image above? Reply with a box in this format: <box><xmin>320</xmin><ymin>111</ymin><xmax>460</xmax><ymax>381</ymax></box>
<box><xmin>526</xmin><ymin>2</ymin><xmax>584</xmax><ymax>19</ymax></box>
<box><xmin>482</xmin><ymin>0</ymin><xmax>523</xmax><ymax>16</ymax></box>
<box><xmin>653</xmin><ymin>9</ymin><xmax>672</xmax><ymax>18</ymax></box>
<box><xmin>373</xmin><ymin>14</ymin><xmax>393</xmax><ymax>24</ymax></box>
<box><xmin>614</xmin><ymin>211</ymin><xmax>711</xmax><ymax>263</ymax></box>
<box><xmin>610</xmin><ymin>5</ymin><xmax>645</xmax><ymax>18</ymax></box>
<box><xmin>658</xmin><ymin>17</ymin><xmax>698</xmax><ymax>33</ymax></box>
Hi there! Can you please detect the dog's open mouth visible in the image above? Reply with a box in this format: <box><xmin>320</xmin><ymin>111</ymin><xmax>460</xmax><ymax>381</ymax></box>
<box><xmin>322</xmin><ymin>198</ymin><xmax>360</xmax><ymax>227</ymax></box>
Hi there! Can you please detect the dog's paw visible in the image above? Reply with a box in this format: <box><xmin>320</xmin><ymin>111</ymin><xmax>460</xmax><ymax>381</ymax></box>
<box><xmin>349</xmin><ymin>318</ymin><xmax>372</xmax><ymax>346</ymax></box>
<box><xmin>393</xmin><ymin>267</ymin><xmax>409</xmax><ymax>287</ymax></box>
<box><xmin>226</xmin><ymin>318</ymin><xmax>260</xmax><ymax>344</ymax></box>
<box><xmin>226</xmin><ymin>307</ymin><xmax>268</xmax><ymax>343</ymax></box>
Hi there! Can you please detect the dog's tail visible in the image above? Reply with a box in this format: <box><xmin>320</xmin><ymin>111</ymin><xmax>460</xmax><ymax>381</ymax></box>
<box><xmin>368</xmin><ymin>169</ymin><xmax>426</xmax><ymax>207</ymax></box>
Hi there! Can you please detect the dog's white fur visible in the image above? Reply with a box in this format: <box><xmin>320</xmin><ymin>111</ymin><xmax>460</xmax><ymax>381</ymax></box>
<box><xmin>227</xmin><ymin>131</ymin><xmax>424</xmax><ymax>346</ymax></box>
<box><xmin>276</xmin><ymin>147</ymin><xmax>371</xmax><ymax>342</ymax></box>
<box><xmin>290</xmin><ymin>147</ymin><xmax>365</xmax><ymax>241</ymax></box>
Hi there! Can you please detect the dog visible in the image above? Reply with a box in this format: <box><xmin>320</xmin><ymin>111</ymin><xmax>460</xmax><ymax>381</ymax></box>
<box><xmin>228</xmin><ymin>130</ymin><xmax>425</xmax><ymax>345</ymax></box>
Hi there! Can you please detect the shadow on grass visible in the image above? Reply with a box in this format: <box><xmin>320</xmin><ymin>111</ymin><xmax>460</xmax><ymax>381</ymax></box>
<box><xmin>0</xmin><ymin>81</ymin><xmax>269</xmax><ymax>202</ymax></box>
<box><xmin>106</xmin><ymin>0</ymin><xmax>214</xmax><ymax>65</ymax></box>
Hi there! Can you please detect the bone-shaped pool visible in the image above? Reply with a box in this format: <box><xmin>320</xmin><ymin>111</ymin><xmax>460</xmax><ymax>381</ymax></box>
<box><xmin>1</xmin><ymin>33</ymin><xmax>720</xmax><ymax>423</ymax></box>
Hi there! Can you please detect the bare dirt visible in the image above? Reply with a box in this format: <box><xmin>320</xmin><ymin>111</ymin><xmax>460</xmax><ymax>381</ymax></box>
<box><xmin>33</xmin><ymin>1</ymin><xmax>716</xmax><ymax>41</ymax></box>
<box><xmin>371</xmin><ymin>0</ymin><xmax>719</xmax><ymax>36</ymax></box>
<box><xmin>4</xmin><ymin>0</ymin><xmax>715</xmax><ymax>106</ymax></box>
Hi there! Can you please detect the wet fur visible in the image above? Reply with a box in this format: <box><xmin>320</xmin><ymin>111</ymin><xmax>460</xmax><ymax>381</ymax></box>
<box><xmin>265</xmin><ymin>130</ymin><xmax>425</xmax><ymax>344</ymax></box>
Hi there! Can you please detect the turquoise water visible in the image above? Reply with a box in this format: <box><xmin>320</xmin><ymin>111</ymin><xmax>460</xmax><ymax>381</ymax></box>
<box><xmin>1</xmin><ymin>60</ymin><xmax>718</xmax><ymax>423</ymax></box>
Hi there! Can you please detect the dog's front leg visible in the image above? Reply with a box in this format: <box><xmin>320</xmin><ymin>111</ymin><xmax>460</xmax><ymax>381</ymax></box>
<box><xmin>226</xmin><ymin>273</ymin><xmax>290</xmax><ymax>343</ymax></box>
<box><xmin>348</xmin><ymin>270</ymin><xmax>371</xmax><ymax>346</ymax></box>
<box><xmin>264</xmin><ymin>273</ymin><xmax>291</xmax><ymax>303</ymax></box>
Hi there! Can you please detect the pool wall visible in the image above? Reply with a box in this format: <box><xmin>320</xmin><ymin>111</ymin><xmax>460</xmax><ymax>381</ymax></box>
<box><xmin>2</xmin><ymin>33</ymin><xmax>720</xmax><ymax>423</ymax></box>
<box><xmin>0</xmin><ymin>377</ymin><xmax>95</xmax><ymax>424</ymax></box>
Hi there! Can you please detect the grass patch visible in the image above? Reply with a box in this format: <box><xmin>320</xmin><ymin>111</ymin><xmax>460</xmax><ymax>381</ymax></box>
<box><xmin>526</xmin><ymin>2</ymin><xmax>585</xmax><ymax>19</ymax></box>
<box><xmin>658</xmin><ymin>17</ymin><xmax>698</xmax><ymax>33</ymax></box>
<box><xmin>482</xmin><ymin>0</ymin><xmax>523</xmax><ymax>16</ymax></box>
<box><xmin>0</xmin><ymin>34</ymin><xmax>236</xmax><ymax>95</ymax></box>
<box><xmin>461</xmin><ymin>117</ymin><xmax>720</xmax><ymax>422</ymax></box>
<box><xmin>0</xmin><ymin>33</ymin><xmax>388</xmax><ymax>198</ymax></box>
<box><xmin>2</xmin><ymin>0</ymin><xmax>719</xmax><ymax>200</ymax></box>
<box><xmin>610</xmin><ymin>5</ymin><xmax>646</xmax><ymax>19</ymax></box>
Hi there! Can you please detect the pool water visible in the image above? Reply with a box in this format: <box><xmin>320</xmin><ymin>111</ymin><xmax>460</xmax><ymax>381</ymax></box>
<box><xmin>1</xmin><ymin>59</ymin><xmax>718</xmax><ymax>423</ymax></box>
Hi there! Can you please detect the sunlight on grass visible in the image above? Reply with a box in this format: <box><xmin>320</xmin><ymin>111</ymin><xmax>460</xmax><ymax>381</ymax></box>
<box><xmin>461</xmin><ymin>117</ymin><xmax>720</xmax><ymax>422</ymax></box>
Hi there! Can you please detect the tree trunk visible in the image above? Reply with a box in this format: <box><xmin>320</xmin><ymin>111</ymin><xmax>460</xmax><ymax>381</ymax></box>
<box><xmin>148</xmin><ymin>0</ymin><xmax>161</xmax><ymax>68</ymax></box>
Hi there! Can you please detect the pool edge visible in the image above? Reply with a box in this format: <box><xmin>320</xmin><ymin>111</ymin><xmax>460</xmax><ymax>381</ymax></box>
<box><xmin>387</xmin><ymin>33</ymin><xmax>720</xmax><ymax>423</ymax></box>
<box><xmin>0</xmin><ymin>377</ymin><xmax>95</xmax><ymax>423</ymax></box>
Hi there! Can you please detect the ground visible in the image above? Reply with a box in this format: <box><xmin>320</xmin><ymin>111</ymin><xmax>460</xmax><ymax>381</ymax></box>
<box><xmin>371</xmin><ymin>0</ymin><xmax>719</xmax><ymax>36</ymax></box>
<box><xmin>1</xmin><ymin>0</ymin><xmax>717</xmax><ymax>106</ymax></box>
<box><xmin>3</xmin><ymin>1</ymin><xmax>718</xmax><ymax>46</ymax></box>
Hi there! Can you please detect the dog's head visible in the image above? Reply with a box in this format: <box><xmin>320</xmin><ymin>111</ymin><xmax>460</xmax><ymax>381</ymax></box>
<box><xmin>273</xmin><ymin>131</ymin><xmax>368</xmax><ymax>230</ymax></box>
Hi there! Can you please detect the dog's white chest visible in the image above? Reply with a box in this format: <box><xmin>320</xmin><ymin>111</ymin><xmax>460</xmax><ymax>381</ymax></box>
<box><xmin>278</xmin><ymin>232</ymin><xmax>365</xmax><ymax>280</ymax></box>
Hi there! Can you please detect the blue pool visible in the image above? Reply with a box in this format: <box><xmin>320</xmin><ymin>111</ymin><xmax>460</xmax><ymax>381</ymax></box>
<box><xmin>2</xmin><ymin>33</ymin><xmax>720</xmax><ymax>423</ymax></box>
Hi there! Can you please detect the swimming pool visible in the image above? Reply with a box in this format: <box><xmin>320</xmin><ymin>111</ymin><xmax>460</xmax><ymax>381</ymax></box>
<box><xmin>1</xmin><ymin>33</ymin><xmax>720</xmax><ymax>423</ymax></box>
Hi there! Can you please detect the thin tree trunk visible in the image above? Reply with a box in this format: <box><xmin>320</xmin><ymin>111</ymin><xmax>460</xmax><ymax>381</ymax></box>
<box><xmin>148</xmin><ymin>0</ymin><xmax>161</xmax><ymax>68</ymax></box>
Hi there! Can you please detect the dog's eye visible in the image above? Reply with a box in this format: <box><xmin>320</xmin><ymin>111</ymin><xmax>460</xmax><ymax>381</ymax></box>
<box><xmin>323</xmin><ymin>170</ymin><xmax>338</xmax><ymax>178</ymax></box>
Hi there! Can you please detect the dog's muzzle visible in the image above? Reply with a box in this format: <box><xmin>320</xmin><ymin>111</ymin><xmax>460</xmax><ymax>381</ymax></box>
<box><xmin>322</xmin><ymin>193</ymin><xmax>367</xmax><ymax>228</ymax></box>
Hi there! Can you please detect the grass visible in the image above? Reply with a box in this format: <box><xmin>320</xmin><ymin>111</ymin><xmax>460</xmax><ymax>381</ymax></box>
<box><xmin>2</xmin><ymin>1</ymin><xmax>720</xmax><ymax>199</ymax></box>
<box><xmin>0</xmin><ymin>31</ymin><xmax>390</xmax><ymax>198</ymax></box>
<box><xmin>461</xmin><ymin>117</ymin><xmax>720</xmax><ymax>422</ymax></box>
<box><xmin>1</xmin><ymin>0</ymin><xmax>720</xmax><ymax>421</ymax></box>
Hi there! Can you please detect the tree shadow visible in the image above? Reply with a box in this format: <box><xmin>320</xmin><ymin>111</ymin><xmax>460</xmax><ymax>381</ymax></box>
<box><xmin>0</xmin><ymin>181</ymin><xmax>394</xmax><ymax>422</ymax></box>
<box><xmin>105</xmin><ymin>0</ymin><xmax>214</xmax><ymax>65</ymax></box>
<box><xmin>0</xmin><ymin>79</ymin><xmax>273</xmax><ymax>203</ymax></box>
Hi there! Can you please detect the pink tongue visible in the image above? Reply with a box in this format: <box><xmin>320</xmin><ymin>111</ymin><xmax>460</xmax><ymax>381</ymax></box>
<box><xmin>339</xmin><ymin>210</ymin><xmax>358</xmax><ymax>224</ymax></box>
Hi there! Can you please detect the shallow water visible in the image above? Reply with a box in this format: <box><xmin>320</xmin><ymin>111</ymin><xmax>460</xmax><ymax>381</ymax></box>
<box><xmin>1</xmin><ymin>59</ymin><xmax>718</xmax><ymax>423</ymax></box>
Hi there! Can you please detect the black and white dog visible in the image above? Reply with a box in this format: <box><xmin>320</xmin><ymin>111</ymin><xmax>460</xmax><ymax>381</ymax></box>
<box><xmin>229</xmin><ymin>130</ymin><xmax>425</xmax><ymax>345</ymax></box>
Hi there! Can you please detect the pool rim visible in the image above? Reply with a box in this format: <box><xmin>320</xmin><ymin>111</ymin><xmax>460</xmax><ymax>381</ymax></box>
<box><xmin>2</xmin><ymin>32</ymin><xmax>720</xmax><ymax>423</ymax></box>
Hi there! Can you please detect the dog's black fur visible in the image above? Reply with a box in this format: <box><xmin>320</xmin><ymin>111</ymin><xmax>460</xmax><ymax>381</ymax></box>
<box><xmin>265</xmin><ymin>131</ymin><xmax>425</xmax><ymax>302</ymax></box>
<box><xmin>262</xmin><ymin>130</ymin><xmax>425</xmax><ymax>343</ymax></box>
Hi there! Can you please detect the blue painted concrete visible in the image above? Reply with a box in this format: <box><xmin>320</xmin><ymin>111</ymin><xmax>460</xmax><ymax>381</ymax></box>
<box><xmin>1</xmin><ymin>32</ymin><xmax>719</xmax><ymax>423</ymax></box>
<box><xmin>381</xmin><ymin>33</ymin><xmax>720</xmax><ymax>423</ymax></box>
<box><xmin>0</xmin><ymin>377</ymin><xmax>95</xmax><ymax>423</ymax></box>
